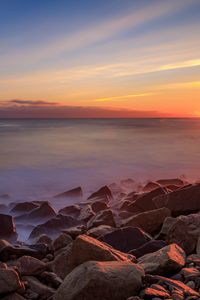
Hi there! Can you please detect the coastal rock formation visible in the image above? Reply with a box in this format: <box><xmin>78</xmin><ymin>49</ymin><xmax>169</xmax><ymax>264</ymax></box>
<box><xmin>87</xmin><ymin>209</ymin><xmax>116</xmax><ymax>229</ymax></box>
<box><xmin>54</xmin><ymin>186</ymin><xmax>83</xmax><ymax>199</ymax></box>
<box><xmin>0</xmin><ymin>268</ymin><xmax>23</xmax><ymax>295</ymax></box>
<box><xmin>0</xmin><ymin>214</ymin><xmax>17</xmax><ymax>241</ymax></box>
<box><xmin>87</xmin><ymin>185</ymin><xmax>112</xmax><ymax>201</ymax></box>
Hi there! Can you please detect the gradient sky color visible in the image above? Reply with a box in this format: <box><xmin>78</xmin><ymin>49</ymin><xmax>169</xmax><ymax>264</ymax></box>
<box><xmin>0</xmin><ymin>0</ymin><xmax>200</xmax><ymax>118</ymax></box>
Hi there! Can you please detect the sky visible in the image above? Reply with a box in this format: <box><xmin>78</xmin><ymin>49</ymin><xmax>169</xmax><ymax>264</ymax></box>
<box><xmin>0</xmin><ymin>0</ymin><xmax>200</xmax><ymax>118</ymax></box>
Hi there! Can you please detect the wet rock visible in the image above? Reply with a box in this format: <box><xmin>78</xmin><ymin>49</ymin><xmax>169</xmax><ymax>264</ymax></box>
<box><xmin>54</xmin><ymin>261</ymin><xmax>144</xmax><ymax>300</ymax></box>
<box><xmin>23</xmin><ymin>275</ymin><xmax>55</xmax><ymax>299</ymax></box>
<box><xmin>138</xmin><ymin>243</ymin><xmax>186</xmax><ymax>275</ymax></box>
<box><xmin>87</xmin><ymin>209</ymin><xmax>116</xmax><ymax>229</ymax></box>
<box><xmin>87</xmin><ymin>185</ymin><xmax>112</xmax><ymax>201</ymax></box>
<box><xmin>99</xmin><ymin>227</ymin><xmax>152</xmax><ymax>253</ymax></box>
<box><xmin>10</xmin><ymin>202</ymin><xmax>39</xmax><ymax>215</ymax></box>
<box><xmin>0</xmin><ymin>268</ymin><xmax>23</xmax><ymax>294</ymax></box>
<box><xmin>58</xmin><ymin>205</ymin><xmax>80</xmax><ymax>217</ymax></box>
<box><xmin>153</xmin><ymin>184</ymin><xmax>200</xmax><ymax>216</ymax></box>
<box><xmin>130</xmin><ymin>240</ymin><xmax>167</xmax><ymax>258</ymax></box>
<box><xmin>122</xmin><ymin>207</ymin><xmax>171</xmax><ymax>234</ymax></box>
<box><xmin>29</xmin><ymin>214</ymin><xmax>77</xmax><ymax>239</ymax></box>
<box><xmin>54</xmin><ymin>186</ymin><xmax>83</xmax><ymax>199</ymax></box>
<box><xmin>0</xmin><ymin>214</ymin><xmax>17</xmax><ymax>241</ymax></box>
<box><xmin>52</xmin><ymin>233</ymin><xmax>72</xmax><ymax>251</ymax></box>
<box><xmin>17</xmin><ymin>255</ymin><xmax>47</xmax><ymax>275</ymax></box>
<box><xmin>87</xmin><ymin>225</ymin><xmax>115</xmax><ymax>238</ymax></box>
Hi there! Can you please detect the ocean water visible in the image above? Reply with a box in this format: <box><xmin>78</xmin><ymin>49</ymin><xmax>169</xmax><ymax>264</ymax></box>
<box><xmin>0</xmin><ymin>118</ymin><xmax>200</xmax><ymax>202</ymax></box>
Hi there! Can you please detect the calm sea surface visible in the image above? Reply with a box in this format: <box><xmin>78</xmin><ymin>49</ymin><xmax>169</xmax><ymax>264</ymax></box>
<box><xmin>0</xmin><ymin>118</ymin><xmax>200</xmax><ymax>201</ymax></box>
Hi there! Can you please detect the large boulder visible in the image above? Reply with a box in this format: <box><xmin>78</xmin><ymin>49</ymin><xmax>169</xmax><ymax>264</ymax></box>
<box><xmin>90</xmin><ymin>200</ymin><xmax>109</xmax><ymax>213</ymax></box>
<box><xmin>17</xmin><ymin>255</ymin><xmax>47</xmax><ymax>275</ymax></box>
<box><xmin>130</xmin><ymin>240</ymin><xmax>167</xmax><ymax>258</ymax></box>
<box><xmin>54</xmin><ymin>261</ymin><xmax>144</xmax><ymax>300</ymax></box>
<box><xmin>87</xmin><ymin>209</ymin><xmax>116</xmax><ymax>229</ymax></box>
<box><xmin>99</xmin><ymin>227</ymin><xmax>152</xmax><ymax>253</ymax></box>
<box><xmin>68</xmin><ymin>234</ymin><xmax>135</xmax><ymax>272</ymax></box>
<box><xmin>52</xmin><ymin>233</ymin><xmax>72</xmax><ymax>252</ymax></box>
<box><xmin>122</xmin><ymin>207</ymin><xmax>171</xmax><ymax>234</ymax></box>
<box><xmin>78</xmin><ymin>204</ymin><xmax>95</xmax><ymax>223</ymax></box>
<box><xmin>58</xmin><ymin>205</ymin><xmax>80</xmax><ymax>217</ymax></box>
<box><xmin>156</xmin><ymin>178</ymin><xmax>185</xmax><ymax>187</ymax></box>
<box><xmin>10</xmin><ymin>201</ymin><xmax>39</xmax><ymax>215</ymax></box>
<box><xmin>0</xmin><ymin>268</ymin><xmax>23</xmax><ymax>294</ymax></box>
<box><xmin>87</xmin><ymin>225</ymin><xmax>115</xmax><ymax>238</ymax></box>
<box><xmin>87</xmin><ymin>185</ymin><xmax>112</xmax><ymax>201</ymax></box>
<box><xmin>23</xmin><ymin>275</ymin><xmax>55</xmax><ymax>299</ymax></box>
<box><xmin>54</xmin><ymin>186</ymin><xmax>83</xmax><ymax>199</ymax></box>
<box><xmin>166</xmin><ymin>213</ymin><xmax>200</xmax><ymax>254</ymax></box>
<box><xmin>138</xmin><ymin>243</ymin><xmax>186</xmax><ymax>275</ymax></box>
<box><xmin>0</xmin><ymin>214</ymin><xmax>17</xmax><ymax>241</ymax></box>
<box><xmin>127</xmin><ymin>187</ymin><xmax>167</xmax><ymax>213</ymax></box>
<box><xmin>153</xmin><ymin>184</ymin><xmax>200</xmax><ymax>216</ymax></box>
<box><xmin>29</xmin><ymin>214</ymin><xmax>77</xmax><ymax>239</ymax></box>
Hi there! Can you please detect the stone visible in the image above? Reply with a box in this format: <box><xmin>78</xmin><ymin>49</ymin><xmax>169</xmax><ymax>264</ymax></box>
<box><xmin>138</xmin><ymin>243</ymin><xmax>186</xmax><ymax>275</ymax></box>
<box><xmin>0</xmin><ymin>214</ymin><xmax>17</xmax><ymax>241</ymax></box>
<box><xmin>40</xmin><ymin>271</ymin><xmax>63</xmax><ymax>289</ymax></box>
<box><xmin>78</xmin><ymin>204</ymin><xmax>95</xmax><ymax>223</ymax></box>
<box><xmin>35</xmin><ymin>234</ymin><xmax>52</xmax><ymax>245</ymax></box>
<box><xmin>180</xmin><ymin>267</ymin><xmax>200</xmax><ymax>280</ymax></box>
<box><xmin>54</xmin><ymin>261</ymin><xmax>144</xmax><ymax>300</ymax></box>
<box><xmin>49</xmin><ymin>244</ymin><xmax>72</xmax><ymax>279</ymax></box>
<box><xmin>90</xmin><ymin>200</ymin><xmax>109</xmax><ymax>213</ymax></box>
<box><xmin>23</xmin><ymin>275</ymin><xmax>55</xmax><ymax>299</ymax></box>
<box><xmin>122</xmin><ymin>207</ymin><xmax>171</xmax><ymax>234</ymax></box>
<box><xmin>87</xmin><ymin>209</ymin><xmax>116</xmax><ymax>229</ymax></box>
<box><xmin>153</xmin><ymin>184</ymin><xmax>200</xmax><ymax>216</ymax></box>
<box><xmin>58</xmin><ymin>205</ymin><xmax>80</xmax><ymax>217</ymax></box>
<box><xmin>87</xmin><ymin>225</ymin><xmax>115</xmax><ymax>238</ymax></box>
<box><xmin>156</xmin><ymin>217</ymin><xmax>177</xmax><ymax>239</ymax></box>
<box><xmin>62</xmin><ymin>225</ymin><xmax>85</xmax><ymax>239</ymax></box>
<box><xmin>52</xmin><ymin>233</ymin><xmax>72</xmax><ymax>251</ymax></box>
<box><xmin>99</xmin><ymin>227</ymin><xmax>152</xmax><ymax>253</ymax></box>
<box><xmin>10</xmin><ymin>202</ymin><xmax>39</xmax><ymax>215</ymax></box>
<box><xmin>130</xmin><ymin>240</ymin><xmax>167</xmax><ymax>258</ymax></box>
<box><xmin>0</xmin><ymin>268</ymin><xmax>23</xmax><ymax>294</ymax></box>
<box><xmin>156</xmin><ymin>178</ymin><xmax>185</xmax><ymax>187</ymax></box>
<box><xmin>17</xmin><ymin>256</ymin><xmax>46</xmax><ymax>275</ymax></box>
<box><xmin>87</xmin><ymin>185</ymin><xmax>112</xmax><ymax>201</ymax></box>
<box><xmin>1</xmin><ymin>294</ymin><xmax>27</xmax><ymax>300</ymax></box>
<box><xmin>16</xmin><ymin>202</ymin><xmax>56</xmax><ymax>222</ymax></box>
<box><xmin>143</xmin><ymin>181</ymin><xmax>161</xmax><ymax>192</ymax></box>
<box><xmin>144</xmin><ymin>285</ymin><xmax>170</xmax><ymax>298</ymax></box>
<box><xmin>54</xmin><ymin>186</ymin><xmax>83</xmax><ymax>198</ymax></box>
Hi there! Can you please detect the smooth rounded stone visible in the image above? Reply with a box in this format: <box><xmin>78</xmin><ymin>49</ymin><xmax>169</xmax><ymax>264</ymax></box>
<box><xmin>122</xmin><ymin>207</ymin><xmax>171</xmax><ymax>235</ymax></box>
<box><xmin>144</xmin><ymin>286</ymin><xmax>170</xmax><ymax>298</ymax></box>
<box><xmin>35</xmin><ymin>234</ymin><xmax>52</xmax><ymax>245</ymax></box>
<box><xmin>78</xmin><ymin>204</ymin><xmax>95</xmax><ymax>223</ymax></box>
<box><xmin>127</xmin><ymin>187</ymin><xmax>168</xmax><ymax>213</ymax></box>
<box><xmin>99</xmin><ymin>227</ymin><xmax>152</xmax><ymax>253</ymax></box>
<box><xmin>16</xmin><ymin>202</ymin><xmax>56</xmax><ymax>223</ymax></box>
<box><xmin>87</xmin><ymin>225</ymin><xmax>115</xmax><ymax>238</ymax></box>
<box><xmin>40</xmin><ymin>271</ymin><xmax>63</xmax><ymax>289</ymax></box>
<box><xmin>130</xmin><ymin>240</ymin><xmax>167</xmax><ymax>258</ymax></box>
<box><xmin>0</xmin><ymin>268</ymin><xmax>24</xmax><ymax>294</ymax></box>
<box><xmin>62</xmin><ymin>225</ymin><xmax>86</xmax><ymax>239</ymax></box>
<box><xmin>17</xmin><ymin>256</ymin><xmax>46</xmax><ymax>275</ymax></box>
<box><xmin>29</xmin><ymin>214</ymin><xmax>77</xmax><ymax>239</ymax></box>
<box><xmin>0</xmin><ymin>293</ymin><xmax>27</xmax><ymax>300</ymax></box>
<box><xmin>22</xmin><ymin>275</ymin><xmax>55</xmax><ymax>299</ymax></box>
<box><xmin>90</xmin><ymin>200</ymin><xmax>109</xmax><ymax>213</ymax></box>
<box><xmin>54</xmin><ymin>186</ymin><xmax>83</xmax><ymax>199</ymax></box>
<box><xmin>52</xmin><ymin>233</ymin><xmax>72</xmax><ymax>251</ymax></box>
<box><xmin>138</xmin><ymin>243</ymin><xmax>186</xmax><ymax>275</ymax></box>
<box><xmin>10</xmin><ymin>202</ymin><xmax>39</xmax><ymax>215</ymax></box>
<box><xmin>54</xmin><ymin>261</ymin><xmax>144</xmax><ymax>300</ymax></box>
<box><xmin>60</xmin><ymin>234</ymin><xmax>136</xmax><ymax>277</ymax></box>
<box><xmin>153</xmin><ymin>184</ymin><xmax>200</xmax><ymax>216</ymax></box>
<box><xmin>58</xmin><ymin>204</ymin><xmax>81</xmax><ymax>217</ymax></box>
<box><xmin>87</xmin><ymin>209</ymin><xmax>116</xmax><ymax>229</ymax></box>
<box><xmin>0</xmin><ymin>214</ymin><xmax>17</xmax><ymax>241</ymax></box>
<box><xmin>166</xmin><ymin>214</ymin><xmax>200</xmax><ymax>255</ymax></box>
<box><xmin>87</xmin><ymin>185</ymin><xmax>112</xmax><ymax>201</ymax></box>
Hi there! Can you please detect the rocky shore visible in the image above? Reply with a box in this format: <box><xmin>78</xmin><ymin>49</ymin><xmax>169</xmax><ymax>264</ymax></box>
<box><xmin>1</xmin><ymin>178</ymin><xmax>200</xmax><ymax>299</ymax></box>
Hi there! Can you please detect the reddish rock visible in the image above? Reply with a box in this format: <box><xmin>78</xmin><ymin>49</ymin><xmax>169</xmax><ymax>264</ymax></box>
<box><xmin>54</xmin><ymin>186</ymin><xmax>83</xmax><ymax>199</ymax></box>
<box><xmin>143</xmin><ymin>181</ymin><xmax>161</xmax><ymax>192</ymax></box>
<box><xmin>156</xmin><ymin>178</ymin><xmax>185</xmax><ymax>187</ymax></box>
<box><xmin>130</xmin><ymin>240</ymin><xmax>167</xmax><ymax>258</ymax></box>
<box><xmin>17</xmin><ymin>255</ymin><xmax>46</xmax><ymax>275</ymax></box>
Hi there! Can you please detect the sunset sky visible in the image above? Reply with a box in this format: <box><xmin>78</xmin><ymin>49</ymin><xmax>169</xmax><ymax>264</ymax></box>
<box><xmin>0</xmin><ymin>0</ymin><xmax>200</xmax><ymax>118</ymax></box>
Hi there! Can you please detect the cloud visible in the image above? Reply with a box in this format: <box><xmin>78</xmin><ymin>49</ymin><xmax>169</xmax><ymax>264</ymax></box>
<box><xmin>9</xmin><ymin>99</ymin><xmax>59</xmax><ymax>106</ymax></box>
<box><xmin>95</xmin><ymin>93</ymin><xmax>154</xmax><ymax>102</ymax></box>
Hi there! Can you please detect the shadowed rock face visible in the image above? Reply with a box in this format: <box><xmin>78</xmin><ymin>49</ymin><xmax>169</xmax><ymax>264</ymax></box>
<box><xmin>87</xmin><ymin>185</ymin><xmax>112</xmax><ymax>201</ymax></box>
<box><xmin>54</xmin><ymin>187</ymin><xmax>83</xmax><ymax>199</ymax></box>
<box><xmin>153</xmin><ymin>184</ymin><xmax>200</xmax><ymax>216</ymax></box>
<box><xmin>0</xmin><ymin>268</ymin><xmax>24</xmax><ymax>295</ymax></box>
<box><xmin>0</xmin><ymin>214</ymin><xmax>17</xmax><ymax>242</ymax></box>
<box><xmin>99</xmin><ymin>227</ymin><xmax>152</xmax><ymax>253</ymax></box>
<box><xmin>130</xmin><ymin>240</ymin><xmax>167</xmax><ymax>258</ymax></box>
<box><xmin>10</xmin><ymin>202</ymin><xmax>39</xmax><ymax>215</ymax></box>
<box><xmin>87</xmin><ymin>209</ymin><xmax>116</xmax><ymax>229</ymax></box>
<box><xmin>54</xmin><ymin>261</ymin><xmax>144</xmax><ymax>300</ymax></box>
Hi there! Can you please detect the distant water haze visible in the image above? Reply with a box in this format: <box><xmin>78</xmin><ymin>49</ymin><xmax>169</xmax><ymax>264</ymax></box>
<box><xmin>0</xmin><ymin>118</ymin><xmax>200</xmax><ymax>204</ymax></box>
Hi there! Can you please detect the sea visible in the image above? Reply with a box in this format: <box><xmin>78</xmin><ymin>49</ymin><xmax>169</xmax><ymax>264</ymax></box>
<box><xmin>0</xmin><ymin>118</ymin><xmax>200</xmax><ymax>203</ymax></box>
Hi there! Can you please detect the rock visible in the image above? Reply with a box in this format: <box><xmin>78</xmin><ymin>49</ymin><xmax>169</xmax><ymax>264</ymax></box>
<box><xmin>87</xmin><ymin>225</ymin><xmax>115</xmax><ymax>238</ymax></box>
<box><xmin>16</xmin><ymin>202</ymin><xmax>56</xmax><ymax>222</ymax></box>
<box><xmin>54</xmin><ymin>186</ymin><xmax>83</xmax><ymax>199</ymax></box>
<box><xmin>196</xmin><ymin>235</ymin><xmax>200</xmax><ymax>255</ymax></box>
<box><xmin>87</xmin><ymin>209</ymin><xmax>116</xmax><ymax>229</ymax></box>
<box><xmin>187</xmin><ymin>254</ymin><xmax>200</xmax><ymax>266</ymax></box>
<box><xmin>156</xmin><ymin>217</ymin><xmax>177</xmax><ymax>239</ymax></box>
<box><xmin>17</xmin><ymin>256</ymin><xmax>46</xmax><ymax>275</ymax></box>
<box><xmin>143</xmin><ymin>181</ymin><xmax>161</xmax><ymax>192</ymax></box>
<box><xmin>166</xmin><ymin>213</ymin><xmax>200</xmax><ymax>254</ymax></box>
<box><xmin>99</xmin><ymin>227</ymin><xmax>152</xmax><ymax>253</ymax></box>
<box><xmin>153</xmin><ymin>184</ymin><xmax>200</xmax><ymax>216</ymax></box>
<box><xmin>186</xmin><ymin>281</ymin><xmax>196</xmax><ymax>290</ymax></box>
<box><xmin>118</xmin><ymin>211</ymin><xmax>133</xmax><ymax>219</ymax></box>
<box><xmin>40</xmin><ymin>271</ymin><xmax>63</xmax><ymax>289</ymax></box>
<box><xmin>1</xmin><ymin>294</ymin><xmax>27</xmax><ymax>300</ymax></box>
<box><xmin>156</xmin><ymin>178</ymin><xmax>185</xmax><ymax>187</ymax></box>
<box><xmin>130</xmin><ymin>240</ymin><xmax>167</xmax><ymax>258</ymax></box>
<box><xmin>10</xmin><ymin>202</ymin><xmax>39</xmax><ymax>215</ymax></box>
<box><xmin>35</xmin><ymin>234</ymin><xmax>52</xmax><ymax>245</ymax></box>
<box><xmin>90</xmin><ymin>200</ymin><xmax>109</xmax><ymax>213</ymax></box>
<box><xmin>122</xmin><ymin>208</ymin><xmax>171</xmax><ymax>234</ymax></box>
<box><xmin>0</xmin><ymin>204</ymin><xmax>7</xmax><ymax>212</ymax></box>
<box><xmin>69</xmin><ymin>234</ymin><xmax>135</xmax><ymax>271</ymax></box>
<box><xmin>23</xmin><ymin>275</ymin><xmax>55</xmax><ymax>299</ymax></box>
<box><xmin>144</xmin><ymin>285</ymin><xmax>170</xmax><ymax>298</ymax></box>
<box><xmin>180</xmin><ymin>267</ymin><xmax>200</xmax><ymax>281</ymax></box>
<box><xmin>120</xmin><ymin>178</ymin><xmax>135</xmax><ymax>189</ymax></box>
<box><xmin>127</xmin><ymin>187</ymin><xmax>167</xmax><ymax>213</ymax></box>
<box><xmin>78</xmin><ymin>204</ymin><xmax>95</xmax><ymax>223</ymax></box>
<box><xmin>49</xmin><ymin>244</ymin><xmax>72</xmax><ymax>279</ymax></box>
<box><xmin>87</xmin><ymin>185</ymin><xmax>112</xmax><ymax>201</ymax></box>
<box><xmin>54</xmin><ymin>261</ymin><xmax>144</xmax><ymax>300</ymax></box>
<box><xmin>62</xmin><ymin>225</ymin><xmax>85</xmax><ymax>239</ymax></box>
<box><xmin>0</xmin><ymin>214</ymin><xmax>17</xmax><ymax>241</ymax></box>
<box><xmin>52</xmin><ymin>233</ymin><xmax>72</xmax><ymax>251</ymax></box>
<box><xmin>138</xmin><ymin>243</ymin><xmax>186</xmax><ymax>275</ymax></box>
<box><xmin>29</xmin><ymin>214</ymin><xmax>77</xmax><ymax>239</ymax></box>
<box><xmin>58</xmin><ymin>205</ymin><xmax>80</xmax><ymax>217</ymax></box>
<box><xmin>0</xmin><ymin>268</ymin><xmax>23</xmax><ymax>294</ymax></box>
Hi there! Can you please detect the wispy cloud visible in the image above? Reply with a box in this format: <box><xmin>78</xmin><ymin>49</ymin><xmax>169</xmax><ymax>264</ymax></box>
<box><xmin>95</xmin><ymin>93</ymin><xmax>154</xmax><ymax>102</ymax></box>
<box><xmin>9</xmin><ymin>99</ymin><xmax>59</xmax><ymax>106</ymax></box>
